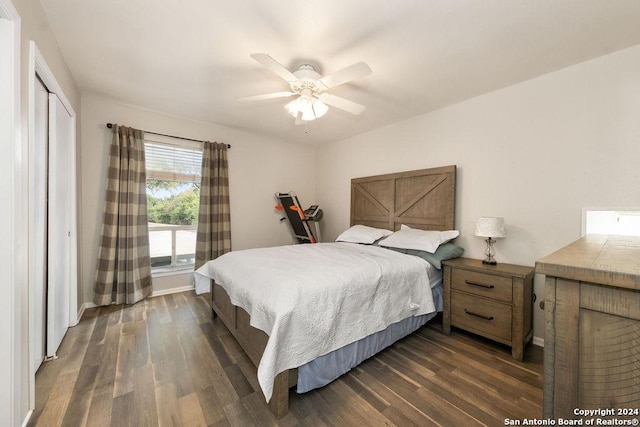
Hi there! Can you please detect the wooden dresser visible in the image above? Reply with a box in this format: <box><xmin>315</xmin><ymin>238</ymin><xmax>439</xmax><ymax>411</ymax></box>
<box><xmin>536</xmin><ymin>235</ymin><xmax>640</xmax><ymax>419</ymax></box>
<box><xmin>442</xmin><ymin>257</ymin><xmax>534</xmax><ymax>361</ymax></box>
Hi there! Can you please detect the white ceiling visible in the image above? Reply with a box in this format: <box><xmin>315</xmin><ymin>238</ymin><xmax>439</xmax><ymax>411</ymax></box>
<box><xmin>40</xmin><ymin>0</ymin><xmax>640</xmax><ymax>145</ymax></box>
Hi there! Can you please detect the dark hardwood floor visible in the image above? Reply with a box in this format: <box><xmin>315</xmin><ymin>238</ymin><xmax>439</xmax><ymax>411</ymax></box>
<box><xmin>28</xmin><ymin>291</ymin><xmax>543</xmax><ymax>426</ymax></box>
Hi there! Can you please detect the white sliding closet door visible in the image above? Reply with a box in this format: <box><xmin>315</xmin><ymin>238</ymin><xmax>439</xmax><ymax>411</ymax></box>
<box><xmin>32</xmin><ymin>78</ymin><xmax>48</xmax><ymax>370</ymax></box>
<box><xmin>46</xmin><ymin>93</ymin><xmax>72</xmax><ymax>358</ymax></box>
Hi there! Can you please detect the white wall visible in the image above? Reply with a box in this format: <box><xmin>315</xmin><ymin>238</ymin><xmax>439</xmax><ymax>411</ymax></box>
<box><xmin>80</xmin><ymin>93</ymin><xmax>317</xmax><ymax>303</ymax></box>
<box><xmin>316</xmin><ymin>44</ymin><xmax>640</xmax><ymax>343</ymax></box>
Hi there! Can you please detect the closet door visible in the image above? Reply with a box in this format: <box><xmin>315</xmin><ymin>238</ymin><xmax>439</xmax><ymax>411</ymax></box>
<box><xmin>32</xmin><ymin>78</ymin><xmax>48</xmax><ymax>370</ymax></box>
<box><xmin>46</xmin><ymin>93</ymin><xmax>72</xmax><ymax>358</ymax></box>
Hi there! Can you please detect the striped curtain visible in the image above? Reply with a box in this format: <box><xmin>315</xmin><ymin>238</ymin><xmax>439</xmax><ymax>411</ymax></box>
<box><xmin>195</xmin><ymin>142</ymin><xmax>231</xmax><ymax>270</ymax></box>
<box><xmin>94</xmin><ymin>125</ymin><xmax>152</xmax><ymax>306</ymax></box>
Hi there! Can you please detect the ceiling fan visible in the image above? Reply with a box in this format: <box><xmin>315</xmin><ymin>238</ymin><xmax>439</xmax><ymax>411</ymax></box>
<box><xmin>239</xmin><ymin>53</ymin><xmax>372</xmax><ymax>125</ymax></box>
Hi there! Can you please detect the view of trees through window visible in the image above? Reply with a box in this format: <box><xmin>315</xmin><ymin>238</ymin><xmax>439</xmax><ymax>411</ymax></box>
<box><xmin>147</xmin><ymin>180</ymin><xmax>200</xmax><ymax>226</ymax></box>
<box><xmin>145</xmin><ymin>140</ymin><xmax>202</xmax><ymax>271</ymax></box>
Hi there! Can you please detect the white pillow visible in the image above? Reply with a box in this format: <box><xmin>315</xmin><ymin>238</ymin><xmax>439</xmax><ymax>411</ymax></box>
<box><xmin>379</xmin><ymin>225</ymin><xmax>459</xmax><ymax>253</ymax></box>
<box><xmin>335</xmin><ymin>225</ymin><xmax>393</xmax><ymax>244</ymax></box>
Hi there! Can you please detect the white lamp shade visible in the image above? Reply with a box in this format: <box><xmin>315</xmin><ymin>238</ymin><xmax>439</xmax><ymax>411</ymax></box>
<box><xmin>474</xmin><ymin>217</ymin><xmax>507</xmax><ymax>238</ymax></box>
<box><xmin>312</xmin><ymin>99</ymin><xmax>328</xmax><ymax>118</ymax></box>
<box><xmin>300</xmin><ymin>103</ymin><xmax>316</xmax><ymax>121</ymax></box>
<box><xmin>285</xmin><ymin>98</ymin><xmax>300</xmax><ymax>117</ymax></box>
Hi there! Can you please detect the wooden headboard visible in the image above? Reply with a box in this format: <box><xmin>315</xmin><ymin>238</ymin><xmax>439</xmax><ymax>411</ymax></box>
<box><xmin>351</xmin><ymin>165</ymin><xmax>456</xmax><ymax>231</ymax></box>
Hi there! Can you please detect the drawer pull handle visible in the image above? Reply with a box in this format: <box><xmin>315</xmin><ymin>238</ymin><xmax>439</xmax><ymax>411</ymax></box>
<box><xmin>464</xmin><ymin>309</ymin><xmax>494</xmax><ymax>321</ymax></box>
<box><xmin>465</xmin><ymin>280</ymin><xmax>494</xmax><ymax>289</ymax></box>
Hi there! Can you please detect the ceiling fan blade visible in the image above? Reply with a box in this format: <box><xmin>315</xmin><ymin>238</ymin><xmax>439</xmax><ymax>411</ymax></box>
<box><xmin>319</xmin><ymin>93</ymin><xmax>366</xmax><ymax>115</ymax></box>
<box><xmin>238</xmin><ymin>91</ymin><xmax>296</xmax><ymax>102</ymax></box>
<box><xmin>318</xmin><ymin>62</ymin><xmax>372</xmax><ymax>89</ymax></box>
<box><xmin>250</xmin><ymin>53</ymin><xmax>299</xmax><ymax>83</ymax></box>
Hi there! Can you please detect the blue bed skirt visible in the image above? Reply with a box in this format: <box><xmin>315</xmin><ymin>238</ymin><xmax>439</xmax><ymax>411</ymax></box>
<box><xmin>296</xmin><ymin>284</ymin><xmax>443</xmax><ymax>393</ymax></box>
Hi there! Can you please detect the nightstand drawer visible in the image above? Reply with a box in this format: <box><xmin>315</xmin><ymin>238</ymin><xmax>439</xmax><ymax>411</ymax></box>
<box><xmin>451</xmin><ymin>268</ymin><xmax>512</xmax><ymax>302</ymax></box>
<box><xmin>450</xmin><ymin>291</ymin><xmax>512</xmax><ymax>342</ymax></box>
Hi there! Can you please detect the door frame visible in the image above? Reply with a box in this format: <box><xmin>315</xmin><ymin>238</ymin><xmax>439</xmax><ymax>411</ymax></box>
<box><xmin>27</xmin><ymin>41</ymin><xmax>78</xmax><ymax>408</ymax></box>
<box><xmin>0</xmin><ymin>0</ymin><xmax>22</xmax><ymax>424</ymax></box>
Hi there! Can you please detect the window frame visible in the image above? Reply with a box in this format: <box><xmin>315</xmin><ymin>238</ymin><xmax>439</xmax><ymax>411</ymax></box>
<box><xmin>144</xmin><ymin>133</ymin><xmax>203</xmax><ymax>275</ymax></box>
<box><xmin>581</xmin><ymin>207</ymin><xmax>640</xmax><ymax>237</ymax></box>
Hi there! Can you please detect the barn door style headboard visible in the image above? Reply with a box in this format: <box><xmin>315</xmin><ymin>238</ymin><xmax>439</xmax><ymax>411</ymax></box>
<box><xmin>351</xmin><ymin>165</ymin><xmax>456</xmax><ymax>231</ymax></box>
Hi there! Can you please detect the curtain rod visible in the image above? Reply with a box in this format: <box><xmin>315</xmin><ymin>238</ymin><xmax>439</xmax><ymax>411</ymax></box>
<box><xmin>106</xmin><ymin>123</ymin><xmax>230</xmax><ymax>148</ymax></box>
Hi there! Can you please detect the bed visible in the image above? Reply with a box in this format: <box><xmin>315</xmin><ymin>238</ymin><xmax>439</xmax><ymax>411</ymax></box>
<box><xmin>194</xmin><ymin>165</ymin><xmax>457</xmax><ymax>418</ymax></box>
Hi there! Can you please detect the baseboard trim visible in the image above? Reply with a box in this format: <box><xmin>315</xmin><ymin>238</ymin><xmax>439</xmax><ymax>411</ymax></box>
<box><xmin>151</xmin><ymin>285</ymin><xmax>195</xmax><ymax>298</ymax></box>
<box><xmin>532</xmin><ymin>336</ymin><xmax>544</xmax><ymax>347</ymax></box>
<box><xmin>21</xmin><ymin>409</ymin><xmax>33</xmax><ymax>427</ymax></box>
<box><xmin>76</xmin><ymin>302</ymin><xmax>96</xmax><ymax>323</ymax></box>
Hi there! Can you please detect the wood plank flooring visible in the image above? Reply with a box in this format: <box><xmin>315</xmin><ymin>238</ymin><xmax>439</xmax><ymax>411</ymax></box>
<box><xmin>28</xmin><ymin>291</ymin><xmax>543</xmax><ymax>426</ymax></box>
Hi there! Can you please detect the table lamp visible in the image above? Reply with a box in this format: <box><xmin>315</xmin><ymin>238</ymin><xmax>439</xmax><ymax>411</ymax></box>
<box><xmin>474</xmin><ymin>217</ymin><xmax>507</xmax><ymax>265</ymax></box>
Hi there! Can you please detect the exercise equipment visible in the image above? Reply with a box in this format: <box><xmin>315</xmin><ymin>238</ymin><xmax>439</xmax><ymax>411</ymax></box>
<box><xmin>275</xmin><ymin>192</ymin><xmax>323</xmax><ymax>244</ymax></box>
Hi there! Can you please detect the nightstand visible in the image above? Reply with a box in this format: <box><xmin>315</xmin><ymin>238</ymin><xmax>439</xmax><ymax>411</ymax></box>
<box><xmin>442</xmin><ymin>257</ymin><xmax>534</xmax><ymax>361</ymax></box>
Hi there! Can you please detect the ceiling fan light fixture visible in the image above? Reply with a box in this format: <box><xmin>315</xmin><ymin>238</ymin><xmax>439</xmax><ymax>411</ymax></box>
<box><xmin>312</xmin><ymin>99</ymin><xmax>328</xmax><ymax>118</ymax></box>
<box><xmin>285</xmin><ymin>95</ymin><xmax>328</xmax><ymax>121</ymax></box>
<box><xmin>301</xmin><ymin>106</ymin><xmax>316</xmax><ymax>121</ymax></box>
<box><xmin>244</xmin><ymin>53</ymin><xmax>371</xmax><ymax>125</ymax></box>
<box><xmin>285</xmin><ymin>97</ymin><xmax>304</xmax><ymax>118</ymax></box>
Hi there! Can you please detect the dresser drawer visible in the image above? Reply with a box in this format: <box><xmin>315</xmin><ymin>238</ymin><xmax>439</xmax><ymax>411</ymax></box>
<box><xmin>450</xmin><ymin>291</ymin><xmax>512</xmax><ymax>342</ymax></box>
<box><xmin>451</xmin><ymin>268</ymin><xmax>512</xmax><ymax>302</ymax></box>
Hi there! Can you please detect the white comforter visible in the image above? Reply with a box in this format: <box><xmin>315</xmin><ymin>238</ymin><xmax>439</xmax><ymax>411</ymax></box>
<box><xmin>194</xmin><ymin>242</ymin><xmax>436</xmax><ymax>402</ymax></box>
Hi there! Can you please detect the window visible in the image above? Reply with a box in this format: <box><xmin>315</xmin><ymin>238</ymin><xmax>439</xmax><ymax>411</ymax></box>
<box><xmin>582</xmin><ymin>208</ymin><xmax>640</xmax><ymax>237</ymax></box>
<box><xmin>145</xmin><ymin>136</ymin><xmax>203</xmax><ymax>273</ymax></box>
